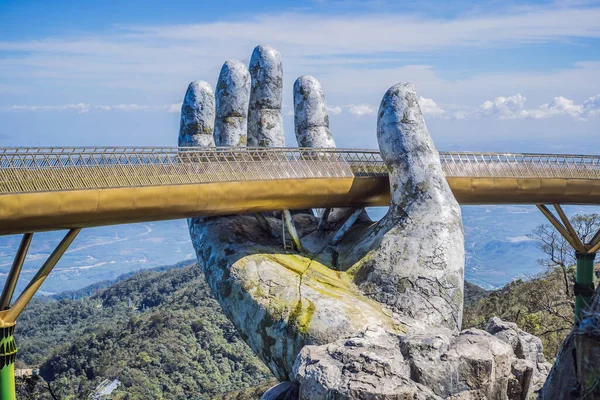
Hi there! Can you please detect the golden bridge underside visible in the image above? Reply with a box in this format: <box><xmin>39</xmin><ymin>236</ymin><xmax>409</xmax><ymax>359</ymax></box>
<box><xmin>2</xmin><ymin>176</ymin><xmax>600</xmax><ymax>235</ymax></box>
<box><xmin>1</xmin><ymin>148</ymin><xmax>600</xmax><ymax>235</ymax></box>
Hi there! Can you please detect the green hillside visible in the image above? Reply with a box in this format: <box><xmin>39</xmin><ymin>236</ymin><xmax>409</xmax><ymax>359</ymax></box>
<box><xmin>464</xmin><ymin>265</ymin><xmax>582</xmax><ymax>360</ymax></box>
<box><xmin>15</xmin><ymin>262</ymin><xmax>274</xmax><ymax>400</ymax></box>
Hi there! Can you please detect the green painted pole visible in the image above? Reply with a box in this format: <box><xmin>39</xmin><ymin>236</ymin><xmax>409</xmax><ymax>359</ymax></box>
<box><xmin>575</xmin><ymin>252</ymin><xmax>596</xmax><ymax>322</ymax></box>
<box><xmin>0</xmin><ymin>325</ymin><xmax>17</xmax><ymax>400</ymax></box>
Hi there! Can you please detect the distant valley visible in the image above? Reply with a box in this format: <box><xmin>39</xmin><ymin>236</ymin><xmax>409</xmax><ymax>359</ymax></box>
<box><xmin>0</xmin><ymin>220</ymin><xmax>195</xmax><ymax>296</ymax></box>
<box><xmin>1</xmin><ymin>205</ymin><xmax>599</xmax><ymax>295</ymax></box>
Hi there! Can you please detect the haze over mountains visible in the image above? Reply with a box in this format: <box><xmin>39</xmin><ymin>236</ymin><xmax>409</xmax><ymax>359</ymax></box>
<box><xmin>1</xmin><ymin>204</ymin><xmax>599</xmax><ymax>295</ymax></box>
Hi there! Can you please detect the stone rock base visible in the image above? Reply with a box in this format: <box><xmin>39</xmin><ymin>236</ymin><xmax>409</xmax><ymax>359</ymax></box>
<box><xmin>262</xmin><ymin>318</ymin><xmax>551</xmax><ymax>400</ymax></box>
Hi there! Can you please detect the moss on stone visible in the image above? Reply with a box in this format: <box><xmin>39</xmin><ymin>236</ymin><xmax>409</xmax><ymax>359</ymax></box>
<box><xmin>286</xmin><ymin>298</ymin><xmax>316</xmax><ymax>337</ymax></box>
<box><xmin>346</xmin><ymin>249</ymin><xmax>377</xmax><ymax>282</ymax></box>
<box><xmin>297</xmin><ymin>300</ymin><xmax>316</xmax><ymax>335</ymax></box>
<box><xmin>288</xmin><ymin>300</ymin><xmax>303</xmax><ymax>327</ymax></box>
<box><xmin>452</xmin><ymin>287</ymin><xmax>463</xmax><ymax>305</ymax></box>
<box><xmin>229</xmin><ymin>251</ymin><xmax>406</xmax><ymax>347</ymax></box>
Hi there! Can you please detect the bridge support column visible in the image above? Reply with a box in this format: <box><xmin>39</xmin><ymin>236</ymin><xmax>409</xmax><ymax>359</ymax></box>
<box><xmin>332</xmin><ymin>209</ymin><xmax>364</xmax><ymax>246</ymax></box>
<box><xmin>283</xmin><ymin>210</ymin><xmax>303</xmax><ymax>252</ymax></box>
<box><xmin>254</xmin><ymin>213</ymin><xmax>278</xmax><ymax>237</ymax></box>
<box><xmin>536</xmin><ymin>204</ymin><xmax>600</xmax><ymax>322</ymax></box>
<box><xmin>0</xmin><ymin>233</ymin><xmax>33</xmax><ymax>311</ymax></box>
<box><xmin>0</xmin><ymin>324</ymin><xmax>16</xmax><ymax>400</ymax></box>
<box><xmin>0</xmin><ymin>228</ymin><xmax>80</xmax><ymax>400</ymax></box>
<box><xmin>575</xmin><ymin>252</ymin><xmax>597</xmax><ymax>320</ymax></box>
<box><xmin>317</xmin><ymin>208</ymin><xmax>331</xmax><ymax>231</ymax></box>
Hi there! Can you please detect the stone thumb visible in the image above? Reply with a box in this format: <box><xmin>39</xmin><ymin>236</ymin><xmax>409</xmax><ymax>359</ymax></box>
<box><xmin>377</xmin><ymin>82</ymin><xmax>454</xmax><ymax>218</ymax></box>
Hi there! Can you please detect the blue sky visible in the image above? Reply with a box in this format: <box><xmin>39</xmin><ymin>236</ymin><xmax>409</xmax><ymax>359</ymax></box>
<box><xmin>1</xmin><ymin>0</ymin><xmax>599</xmax><ymax>153</ymax></box>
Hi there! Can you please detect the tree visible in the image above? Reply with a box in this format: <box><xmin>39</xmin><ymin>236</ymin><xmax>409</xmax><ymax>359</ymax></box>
<box><xmin>527</xmin><ymin>213</ymin><xmax>600</xmax><ymax>297</ymax></box>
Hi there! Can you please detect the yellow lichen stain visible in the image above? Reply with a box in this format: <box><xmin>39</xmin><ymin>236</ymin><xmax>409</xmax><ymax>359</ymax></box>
<box><xmin>297</xmin><ymin>299</ymin><xmax>316</xmax><ymax>335</ymax></box>
<box><xmin>269</xmin><ymin>297</ymin><xmax>292</xmax><ymax>320</ymax></box>
<box><xmin>253</xmin><ymin>284</ymin><xmax>267</xmax><ymax>299</ymax></box>
<box><xmin>286</xmin><ymin>298</ymin><xmax>316</xmax><ymax>336</ymax></box>
<box><xmin>231</xmin><ymin>252</ymin><xmax>405</xmax><ymax>334</ymax></box>
<box><xmin>345</xmin><ymin>249</ymin><xmax>377</xmax><ymax>280</ymax></box>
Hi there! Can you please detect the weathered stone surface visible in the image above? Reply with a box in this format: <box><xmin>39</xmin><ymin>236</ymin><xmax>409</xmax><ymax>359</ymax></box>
<box><xmin>248</xmin><ymin>45</ymin><xmax>284</xmax><ymax>147</ymax></box>
<box><xmin>339</xmin><ymin>82</ymin><xmax>465</xmax><ymax>332</ymax></box>
<box><xmin>293</xmin><ymin>322</ymin><xmax>545</xmax><ymax>400</ymax></box>
<box><xmin>185</xmin><ymin>77</ymin><xmax>464</xmax><ymax>382</ymax></box>
<box><xmin>293</xmin><ymin>328</ymin><xmax>440</xmax><ymax>400</ymax></box>
<box><xmin>508</xmin><ymin>359</ymin><xmax>534</xmax><ymax>400</ymax></box>
<box><xmin>293</xmin><ymin>75</ymin><xmax>336</xmax><ymax>148</ymax></box>
<box><xmin>215</xmin><ymin>60</ymin><xmax>250</xmax><ymax>147</ymax></box>
<box><xmin>573</xmin><ymin>323</ymin><xmax>600</xmax><ymax>400</ymax></box>
<box><xmin>178</xmin><ymin>81</ymin><xmax>215</xmax><ymax>147</ymax></box>
<box><xmin>486</xmin><ymin>317</ymin><xmax>552</xmax><ymax>385</ymax></box>
<box><xmin>541</xmin><ymin>296</ymin><xmax>600</xmax><ymax>399</ymax></box>
<box><xmin>538</xmin><ymin>331</ymin><xmax>576</xmax><ymax>399</ymax></box>
<box><xmin>292</xmin><ymin>75</ymin><xmax>367</xmax><ymax>228</ymax></box>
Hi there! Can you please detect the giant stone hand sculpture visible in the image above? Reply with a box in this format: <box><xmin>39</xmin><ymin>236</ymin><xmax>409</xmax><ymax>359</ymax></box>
<box><xmin>179</xmin><ymin>45</ymin><xmax>550</xmax><ymax>399</ymax></box>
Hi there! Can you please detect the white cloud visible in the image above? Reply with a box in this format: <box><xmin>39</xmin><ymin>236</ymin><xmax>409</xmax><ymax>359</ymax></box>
<box><xmin>123</xmin><ymin>6</ymin><xmax>600</xmax><ymax>56</ymax></box>
<box><xmin>10</xmin><ymin>103</ymin><xmax>91</xmax><ymax>114</ymax></box>
<box><xmin>476</xmin><ymin>94</ymin><xmax>528</xmax><ymax>119</ymax></box>
<box><xmin>418</xmin><ymin>96</ymin><xmax>445</xmax><ymax>117</ymax></box>
<box><xmin>168</xmin><ymin>103</ymin><xmax>182</xmax><ymax>113</ymax></box>
<box><xmin>531</xmin><ymin>96</ymin><xmax>583</xmax><ymax>119</ymax></box>
<box><xmin>327</xmin><ymin>105</ymin><xmax>342</xmax><ymax>115</ymax></box>
<box><xmin>1</xmin><ymin>3</ymin><xmax>599</xmax><ymax>95</ymax></box>
<box><xmin>348</xmin><ymin>104</ymin><xmax>376</xmax><ymax>117</ymax></box>
<box><xmin>473</xmin><ymin>93</ymin><xmax>600</xmax><ymax>120</ymax></box>
<box><xmin>506</xmin><ymin>235</ymin><xmax>535</xmax><ymax>243</ymax></box>
<box><xmin>5</xmin><ymin>94</ymin><xmax>600</xmax><ymax>122</ymax></box>
<box><xmin>109</xmin><ymin>104</ymin><xmax>151</xmax><ymax>111</ymax></box>
<box><xmin>583</xmin><ymin>95</ymin><xmax>600</xmax><ymax>117</ymax></box>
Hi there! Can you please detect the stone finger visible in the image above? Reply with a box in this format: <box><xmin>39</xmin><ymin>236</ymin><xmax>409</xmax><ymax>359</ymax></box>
<box><xmin>215</xmin><ymin>60</ymin><xmax>251</xmax><ymax>147</ymax></box>
<box><xmin>350</xmin><ymin>82</ymin><xmax>465</xmax><ymax>331</ymax></box>
<box><xmin>293</xmin><ymin>75</ymin><xmax>369</xmax><ymax>229</ymax></box>
<box><xmin>178</xmin><ymin>81</ymin><xmax>216</xmax><ymax>148</ymax></box>
<box><xmin>248</xmin><ymin>45</ymin><xmax>284</xmax><ymax>148</ymax></box>
<box><xmin>293</xmin><ymin>75</ymin><xmax>335</xmax><ymax>148</ymax></box>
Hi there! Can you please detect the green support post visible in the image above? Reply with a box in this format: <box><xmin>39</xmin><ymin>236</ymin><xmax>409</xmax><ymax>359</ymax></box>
<box><xmin>575</xmin><ymin>252</ymin><xmax>596</xmax><ymax>322</ymax></box>
<box><xmin>0</xmin><ymin>325</ymin><xmax>17</xmax><ymax>400</ymax></box>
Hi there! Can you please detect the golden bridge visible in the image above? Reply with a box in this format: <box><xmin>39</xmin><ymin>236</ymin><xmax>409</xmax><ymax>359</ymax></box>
<box><xmin>1</xmin><ymin>147</ymin><xmax>600</xmax><ymax>235</ymax></box>
<box><xmin>1</xmin><ymin>146</ymin><xmax>600</xmax><ymax>398</ymax></box>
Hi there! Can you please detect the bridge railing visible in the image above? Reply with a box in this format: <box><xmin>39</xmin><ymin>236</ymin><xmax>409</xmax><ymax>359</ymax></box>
<box><xmin>440</xmin><ymin>152</ymin><xmax>600</xmax><ymax>180</ymax></box>
<box><xmin>0</xmin><ymin>147</ymin><xmax>386</xmax><ymax>194</ymax></box>
<box><xmin>1</xmin><ymin>147</ymin><xmax>600</xmax><ymax>195</ymax></box>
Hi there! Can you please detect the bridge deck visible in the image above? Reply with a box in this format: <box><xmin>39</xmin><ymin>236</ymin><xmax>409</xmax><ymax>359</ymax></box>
<box><xmin>1</xmin><ymin>147</ymin><xmax>599</xmax><ymax>235</ymax></box>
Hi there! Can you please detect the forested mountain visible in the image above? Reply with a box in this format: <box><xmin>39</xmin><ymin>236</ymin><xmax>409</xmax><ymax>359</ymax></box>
<box><xmin>464</xmin><ymin>265</ymin><xmax>585</xmax><ymax>360</ymax></box>
<box><xmin>16</xmin><ymin>262</ymin><xmax>274</xmax><ymax>399</ymax></box>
